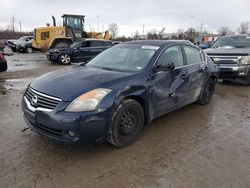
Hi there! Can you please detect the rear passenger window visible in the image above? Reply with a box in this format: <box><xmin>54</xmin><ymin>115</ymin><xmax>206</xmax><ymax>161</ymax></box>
<box><xmin>157</xmin><ymin>45</ymin><xmax>184</xmax><ymax>68</ymax></box>
<box><xmin>183</xmin><ymin>46</ymin><xmax>202</xmax><ymax>65</ymax></box>
<box><xmin>80</xmin><ymin>41</ymin><xmax>90</xmax><ymax>47</ymax></box>
<box><xmin>90</xmin><ymin>41</ymin><xmax>108</xmax><ymax>47</ymax></box>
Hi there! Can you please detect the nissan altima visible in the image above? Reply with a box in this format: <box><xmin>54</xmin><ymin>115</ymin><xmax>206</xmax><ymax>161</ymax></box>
<box><xmin>22</xmin><ymin>40</ymin><xmax>217</xmax><ymax>147</ymax></box>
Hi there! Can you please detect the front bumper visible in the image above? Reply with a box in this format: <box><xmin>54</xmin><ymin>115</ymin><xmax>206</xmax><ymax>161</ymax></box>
<box><xmin>17</xmin><ymin>45</ymin><xmax>25</xmax><ymax>52</ymax></box>
<box><xmin>217</xmin><ymin>64</ymin><xmax>250</xmax><ymax>78</ymax></box>
<box><xmin>47</xmin><ymin>52</ymin><xmax>60</xmax><ymax>62</ymax></box>
<box><xmin>22</xmin><ymin>96</ymin><xmax>112</xmax><ymax>143</ymax></box>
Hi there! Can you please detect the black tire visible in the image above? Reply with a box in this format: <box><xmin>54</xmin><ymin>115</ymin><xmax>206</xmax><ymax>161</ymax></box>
<box><xmin>59</xmin><ymin>53</ymin><xmax>71</xmax><ymax>65</ymax></box>
<box><xmin>108</xmin><ymin>99</ymin><xmax>144</xmax><ymax>148</ymax></box>
<box><xmin>0</xmin><ymin>62</ymin><xmax>7</xmax><ymax>72</ymax></box>
<box><xmin>197</xmin><ymin>78</ymin><xmax>215</xmax><ymax>105</ymax></box>
<box><xmin>245</xmin><ymin>71</ymin><xmax>250</xmax><ymax>86</ymax></box>
<box><xmin>26</xmin><ymin>47</ymin><xmax>33</xmax><ymax>53</ymax></box>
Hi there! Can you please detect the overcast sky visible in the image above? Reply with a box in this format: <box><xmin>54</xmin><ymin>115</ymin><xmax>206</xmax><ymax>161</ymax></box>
<box><xmin>0</xmin><ymin>0</ymin><xmax>250</xmax><ymax>36</ymax></box>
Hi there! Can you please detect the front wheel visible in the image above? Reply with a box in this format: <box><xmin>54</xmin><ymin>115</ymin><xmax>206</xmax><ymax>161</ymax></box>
<box><xmin>108</xmin><ymin>99</ymin><xmax>144</xmax><ymax>147</ymax></box>
<box><xmin>245</xmin><ymin>71</ymin><xmax>250</xmax><ymax>85</ymax></box>
<box><xmin>26</xmin><ymin>47</ymin><xmax>33</xmax><ymax>53</ymax></box>
<box><xmin>197</xmin><ymin>78</ymin><xmax>215</xmax><ymax>105</ymax></box>
<box><xmin>59</xmin><ymin>53</ymin><xmax>71</xmax><ymax>65</ymax></box>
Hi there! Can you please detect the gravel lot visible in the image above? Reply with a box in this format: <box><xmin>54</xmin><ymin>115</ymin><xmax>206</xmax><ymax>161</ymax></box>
<box><xmin>0</xmin><ymin>52</ymin><xmax>250</xmax><ymax>188</ymax></box>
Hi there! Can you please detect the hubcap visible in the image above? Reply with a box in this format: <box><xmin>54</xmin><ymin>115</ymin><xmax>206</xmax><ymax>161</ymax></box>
<box><xmin>61</xmin><ymin>54</ymin><xmax>70</xmax><ymax>64</ymax></box>
<box><xmin>27</xmin><ymin>48</ymin><xmax>32</xmax><ymax>53</ymax></box>
<box><xmin>119</xmin><ymin>110</ymin><xmax>137</xmax><ymax>136</ymax></box>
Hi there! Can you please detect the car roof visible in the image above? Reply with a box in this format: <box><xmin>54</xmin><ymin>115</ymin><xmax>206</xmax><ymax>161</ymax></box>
<box><xmin>219</xmin><ymin>34</ymin><xmax>250</xmax><ymax>38</ymax></box>
<box><xmin>123</xmin><ymin>40</ymin><xmax>191</xmax><ymax>47</ymax></box>
<box><xmin>80</xmin><ymin>38</ymin><xmax>112</xmax><ymax>42</ymax></box>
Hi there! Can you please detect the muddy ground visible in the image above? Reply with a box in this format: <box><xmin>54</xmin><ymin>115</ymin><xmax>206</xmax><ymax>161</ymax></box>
<box><xmin>0</xmin><ymin>51</ymin><xmax>250</xmax><ymax>188</ymax></box>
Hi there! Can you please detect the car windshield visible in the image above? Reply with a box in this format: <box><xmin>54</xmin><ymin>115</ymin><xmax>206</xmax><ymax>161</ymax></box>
<box><xmin>18</xmin><ymin>36</ymin><xmax>26</xmax><ymax>41</ymax></box>
<box><xmin>211</xmin><ymin>36</ymin><xmax>250</xmax><ymax>48</ymax></box>
<box><xmin>86</xmin><ymin>44</ymin><xmax>158</xmax><ymax>72</ymax></box>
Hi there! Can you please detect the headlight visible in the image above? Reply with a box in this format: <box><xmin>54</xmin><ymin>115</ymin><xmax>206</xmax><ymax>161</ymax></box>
<box><xmin>65</xmin><ymin>88</ymin><xmax>111</xmax><ymax>112</ymax></box>
<box><xmin>239</xmin><ymin>56</ymin><xmax>250</xmax><ymax>65</ymax></box>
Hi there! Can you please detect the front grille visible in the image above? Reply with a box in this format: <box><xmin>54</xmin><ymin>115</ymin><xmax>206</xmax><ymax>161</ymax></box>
<box><xmin>209</xmin><ymin>55</ymin><xmax>240</xmax><ymax>64</ymax></box>
<box><xmin>25</xmin><ymin>87</ymin><xmax>62</xmax><ymax>110</ymax></box>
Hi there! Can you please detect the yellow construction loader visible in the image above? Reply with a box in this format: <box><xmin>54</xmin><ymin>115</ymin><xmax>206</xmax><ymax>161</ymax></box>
<box><xmin>32</xmin><ymin>14</ymin><xmax>110</xmax><ymax>51</ymax></box>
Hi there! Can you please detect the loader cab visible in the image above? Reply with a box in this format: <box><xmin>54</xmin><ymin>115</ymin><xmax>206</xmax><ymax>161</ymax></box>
<box><xmin>62</xmin><ymin>14</ymin><xmax>85</xmax><ymax>39</ymax></box>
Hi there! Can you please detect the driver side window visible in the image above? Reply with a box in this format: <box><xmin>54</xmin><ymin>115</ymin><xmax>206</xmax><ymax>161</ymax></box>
<box><xmin>157</xmin><ymin>45</ymin><xmax>184</xmax><ymax>68</ymax></box>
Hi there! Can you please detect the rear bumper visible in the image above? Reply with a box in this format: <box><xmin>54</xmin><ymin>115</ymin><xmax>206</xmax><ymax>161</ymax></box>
<box><xmin>22</xmin><ymin>96</ymin><xmax>112</xmax><ymax>143</ymax></box>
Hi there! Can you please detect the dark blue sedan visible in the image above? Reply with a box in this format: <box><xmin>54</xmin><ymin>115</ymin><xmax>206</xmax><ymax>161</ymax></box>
<box><xmin>22</xmin><ymin>40</ymin><xmax>217</xmax><ymax>147</ymax></box>
<box><xmin>47</xmin><ymin>39</ymin><xmax>113</xmax><ymax>64</ymax></box>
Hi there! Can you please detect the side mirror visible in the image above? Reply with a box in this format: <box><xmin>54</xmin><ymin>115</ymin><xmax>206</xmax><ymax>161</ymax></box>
<box><xmin>154</xmin><ymin>62</ymin><xmax>175</xmax><ymax>72</ymax></box>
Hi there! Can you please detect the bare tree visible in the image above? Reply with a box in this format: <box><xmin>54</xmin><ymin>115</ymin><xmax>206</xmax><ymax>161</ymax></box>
<box><xmin>238</xmin><ymin>21</ymin><xmax>250</xmax><ymax>34</ymax></box>
<box><xmin>147</xmin><ymin>29</ymin><xmax>158</xmax><ymax>39</ymax></box>
<box><xmin>108</xmin><ymin>23</ymin><xmax>119</xmax><ymax>39</ymax></box>
<box><xmin>185</xmin><ymin>27</ymin><xmax>197</xmax><ymax>41</ymax></box>
<box><xmin>158</xmin><ymin>27</ymin><xmax>166</xmax><ymax>39</ymax></box>
<box><xmin>134</xmin><ymin>30</ymin><xmax>140</xmax><ymax>40</ymax></box>
<box><xmin>218</xmin><ymin>26</ymin><xmax>233</xmax><ymax>36</ymax></box>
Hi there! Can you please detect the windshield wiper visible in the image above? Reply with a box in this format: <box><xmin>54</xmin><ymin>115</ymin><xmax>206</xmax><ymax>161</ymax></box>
<box><xmin>101</xmin><ymin>67</ymin><xmax>115</xmax><ymax>71</ymax></box>
<box><xmin>235</xmin><ymin>46</ymin><xmax>246</xmax><ymax>48</ymax></box>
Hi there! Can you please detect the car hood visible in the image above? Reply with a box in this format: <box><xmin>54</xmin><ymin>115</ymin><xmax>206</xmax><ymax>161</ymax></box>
<box><xmin>8</xmin><ymin>39</ymin><xmax>17</xmax><ymax>42</ymax></box>
<box><xmin>204</xmin><ymin>47</ymin><xmax>250</xmax><ymax>56</ymax></box>
<box><xmin>50</xmin><ymin>47</ymin><xmax>73</xmax><ymax>53</ymax></box>
<box><xmin>30</xmin><ymin>66</ymin><xmax>134</xmax><ymax>101</ymax></box>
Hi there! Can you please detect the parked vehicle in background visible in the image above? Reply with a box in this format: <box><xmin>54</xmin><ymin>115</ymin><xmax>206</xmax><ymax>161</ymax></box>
<box><xmin>198</xmin><ymin>42</ymin><xmax>210</xmax><ymax>50</ymax></box>
<box><xmin>22</xmin><ymin>40</ymin><xmax>217</xmax><ymax>147</ymax></box>
<box><xmin>33</xmin><ymin>14</ymin><xmax>110</xmax><ymax>51</ymax></box>
<box><xmin>0</xmin><ymin>51</ymin><xmax>8</xmax><ymax>72</ymax></box>
<box><xmin>47</xmin><ymin>39</ymin><xmax>113</xmax><ymax>64</ymax></box>
<box><xmin>16</xmin><ymin>39</ymin><xmax>34</xmax><ymax>53</ymax></box>
<box><xmin>7</xmin><ymin>36</ymin><xmax>34</xmax><ymax>52</ymax></box>
<box><xmin>204</xmin><ymin>35</ymin><xmax>250</xmax><ymax>85</ymax></box>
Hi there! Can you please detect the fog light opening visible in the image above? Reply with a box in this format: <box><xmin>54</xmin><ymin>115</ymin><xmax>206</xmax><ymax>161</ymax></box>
<box><xmin>67</xmin><ymin>131</ymin><xmax>75</xmax><ymax>137</ymax></box>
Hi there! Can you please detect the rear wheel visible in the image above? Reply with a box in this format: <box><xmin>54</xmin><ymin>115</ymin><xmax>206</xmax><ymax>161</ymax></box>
<box><xmin>197</xmin><ymin>78</ymin><xmax>215</xmax><ymax>105</ymax></box>
<box><xmin>108</xmin><ymin>99</ymin><xmax>144</xmax><ymax>147</ymax></box>
<box><xmin>0</xmin><ymin>62</ymin><xmax>7</xmax><ymax>72</ymax></box>
<box><xmin>59</xmin><ymin>53</ymin><xmax>71</xmax><ymax>65</ymax></box>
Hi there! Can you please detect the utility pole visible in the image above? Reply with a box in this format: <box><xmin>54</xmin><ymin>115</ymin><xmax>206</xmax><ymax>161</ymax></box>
<box><xmin>19</xmin><ymin>21</ymin><xmax>22</xmax><ymax>32</ymax></box>
<box><xmin>12</xmin><ymin>15</ymin><xmax>15</xmax><ymax>32</ymax></box>
<box><xmin>96</xmin><ymin>14</ymin><xmax>99</xmax><ymax>32</ymax></box>
<box><xmin>142</xmin><ymin>24</ymin><xmax>145</xmax><ymax>39</ymax></box>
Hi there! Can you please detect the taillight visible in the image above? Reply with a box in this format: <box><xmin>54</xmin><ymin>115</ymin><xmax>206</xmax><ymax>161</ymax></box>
<box><xmin>0</xmin><ymin>52</ymin><xmax>4</xmax><ymax>61</ymax></box>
